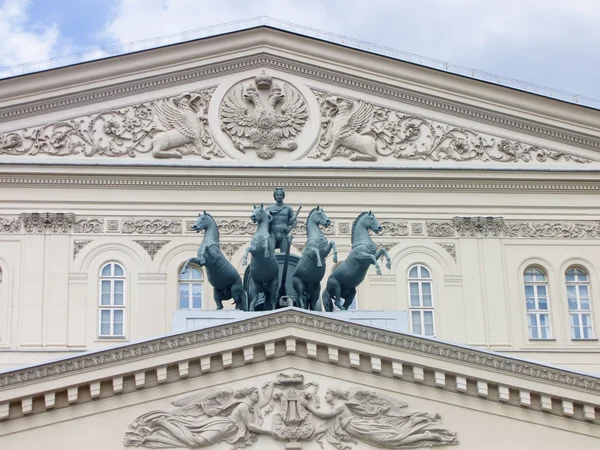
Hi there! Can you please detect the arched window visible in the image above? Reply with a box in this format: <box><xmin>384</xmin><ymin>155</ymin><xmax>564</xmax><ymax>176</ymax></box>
<box><xmin>99</xmin><ymin>262</ymin><xmax>125</xmax><ymax>337</ymax></box>
<box><xmin>408</xmin><ymin>264</ymin><xmax>434</xmax><ymax>336</ymax></box>
<box><xmin>566</xmin><ymin>267</ymin><xmax>594</xmax><ymax>339</ymax></box>
<box><xmin>179</xmin><ymin>266</ymin><xmax>203</xmax><ymax>309</ymax></box>
<box><xmin>524</xmin><ymin>267</ymin><xmax>551</xmax><ymax>339</ymax></box>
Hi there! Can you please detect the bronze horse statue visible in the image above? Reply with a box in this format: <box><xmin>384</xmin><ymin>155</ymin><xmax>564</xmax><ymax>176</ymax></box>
<box><xmin>322</xmin><ymin>211</ymin><xmax>391</xmax><ymax>311</ymax></box>
<box><xmin>292</xmin><ymin>206</ymin><xmax>338</xmax><ymax>310</ymax></box>
<box><xmin>242</xmin><ymin>204</ymin><xmax>280</xmax><ymax>311</ymax></box>
<box><xmin>182</xmin><ymin>212</ymin><xmax>248</xmax><ymax>311</ymax></box>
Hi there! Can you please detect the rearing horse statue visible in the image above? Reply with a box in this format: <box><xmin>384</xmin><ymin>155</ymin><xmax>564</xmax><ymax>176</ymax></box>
<box><xmin>182</xmin><ymin>211</ymin><xmax>248</xmax><ymax>311</ymax></box>
<box><xmin>242</xmin><ymin>204</ymin><xmax>280</xmax><ymax>311</ymax></box>
<box><xmin>322</xmin><ymin>211</ymin><xmax>391</xmax><ymax>312</ymax></box>
<box><xmin>292</xmin><ymin>206</ymin><xmax>338</xmax><ymax>310</ymax></box>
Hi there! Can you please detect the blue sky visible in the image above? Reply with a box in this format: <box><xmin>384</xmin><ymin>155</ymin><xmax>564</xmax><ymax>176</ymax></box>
<box><xmin>1</xmin><ymin>0</ymin><xmax>599</xmax><ymax>102</ymax></box>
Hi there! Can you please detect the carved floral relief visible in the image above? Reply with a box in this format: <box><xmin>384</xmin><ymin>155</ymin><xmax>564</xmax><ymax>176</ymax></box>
<box><xmin>309</xmin><ymin>89</ymin><xmax>593</xmax><ymax>164</ymax></box>
<box><xmin>0</xmin><ymin>88</ymin><xmax>222</xmax><ymax>159</ymax></box>
<box><xmin>123</xmin><ymin>372</ymin><xmax>457</xmax><ymax>449</ymax></box>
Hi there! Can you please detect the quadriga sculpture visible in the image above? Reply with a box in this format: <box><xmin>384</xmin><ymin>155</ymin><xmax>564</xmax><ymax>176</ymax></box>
<box><xmin>292</xmin><ymin>206</ymin><xmax>338</xmax><ymax>310</ymax></box>
<box><xmin>182</xmin><ymin>212</ymin><xmax>248</xmax><ymax>311</ymax></box>
<box><xmin>242</xmin><ymin>204</ymin><xmax>280</xmax><ymax>311</ymax></box>
<box><xmin>322</xmin><ymin>211</ymin><xmax>391</xmax><ymax>312</ymax></box>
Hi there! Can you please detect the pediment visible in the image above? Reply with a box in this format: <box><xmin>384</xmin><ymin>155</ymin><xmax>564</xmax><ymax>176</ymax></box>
<box><xmin>0</xmin><ymin>27</ymin><xmax>599</xmax><ymax>171</ymax></box>
<box><xmin>1</xmin><ymin>309</ymin><xmax>599</xmax><ymax>449</ymax></box>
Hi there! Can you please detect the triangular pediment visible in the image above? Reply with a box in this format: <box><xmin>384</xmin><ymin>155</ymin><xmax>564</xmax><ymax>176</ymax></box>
<box><xmin>1</xmin><ymin>309</ymin><xmax>599</xmax><ymax>449</ymax></box>
<box><xmin>0</xmin><ymin>27</ymin><xmax>598</xmax><ymax>172</ymax></box>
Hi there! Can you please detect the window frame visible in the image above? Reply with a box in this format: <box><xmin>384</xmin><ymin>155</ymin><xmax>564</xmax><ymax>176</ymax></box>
<box><xmin>178</xmin><ymin>264</ymin><xmax>204</xmax><ymax>310</ymax></box>
<box><xmin>566</xmin><ymin>266</ymin><xmax>595</xmax><ymax>340</ymax></box>
<box><xmin>98</xmin><ymin>262</ymin><xmax>126</xmax><ymax>338</ymax></box>
<box><xmin>523</xmin><ymin>266</ymin><xmax>552</xmax><ymax>340</ymax></box>
<box><xmin>407</xmin><ymin>264</ymin><xmax>435</xmax><ymax>337</ymax></box>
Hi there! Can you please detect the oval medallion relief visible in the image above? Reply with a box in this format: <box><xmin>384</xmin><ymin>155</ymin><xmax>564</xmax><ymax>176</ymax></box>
<box><xmin>217</xmin><ymin>71</ymin><xmax>313</xmax><ymax>160</ymax></box>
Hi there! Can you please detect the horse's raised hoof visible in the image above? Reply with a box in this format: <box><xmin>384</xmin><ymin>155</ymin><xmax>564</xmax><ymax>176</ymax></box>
<box><xmin>376</xmin><ymin>269</ymin><xmax>382</xmax><ymax>276</ymax></box>
<box><xmin>386</xmin><ymin>262</ymin><xmax>391</xmax><ymax>269</ymax></box>
<box><xmin>333</xmin><ymin>255</ymin><xmax>338</xmax><ymax>263</ymax></box>
<box><xmin>242</xmin><ymin>258</ymin><xmax>248</xmax><ymax>266</ymax></box>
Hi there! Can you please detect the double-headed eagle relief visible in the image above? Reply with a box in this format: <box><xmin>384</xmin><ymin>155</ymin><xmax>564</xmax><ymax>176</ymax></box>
<box><xmin>123</xmin><ymin>372</ymin><xmax>458</xmax><ymax>449</ymax></box>
<box><xmin>220</xmin><ymin>71</ymin><xmax>309</xmax><ymax>159</ymax></box>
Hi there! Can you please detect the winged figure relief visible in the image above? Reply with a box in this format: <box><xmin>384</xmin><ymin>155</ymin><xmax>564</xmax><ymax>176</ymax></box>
<box><xmin>321</xmin><ymin>96</ymin><xmax>377</xmax><ymax>162</ymax></box>
<box><xmin>151</xmin><ymin>92</ymin><xmax>216</xmax><ymax>159</ymax></box>
<box><xmin>123</xmin><ymin>382</ymin><xmax>276</xmax><ymax>449</ymax></box>
<box><xmin>304</xmin><ymin>388</ymin><xmax>458</xmax><ymax>449</ymax></box>
<box><xmin>220</xmin><ymin>83</ymin><xmax>308</xmax><ymax>159</ymax></box>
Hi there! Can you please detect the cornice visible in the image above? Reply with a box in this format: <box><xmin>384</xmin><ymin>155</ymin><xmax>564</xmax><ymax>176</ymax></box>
<box><xmin>1</xmin><ymin>309</ymin><xmax>599</xmax><ymax>393</ymax></box>
<box><xmin>0</xmin><ymin>52</ymin><xmax>599</xmax><ymax>156</ymax></box>
<box><xmin>1</xmin><ymin>171</ymin><xmax>600</xmax><ymax>192</ymax></box>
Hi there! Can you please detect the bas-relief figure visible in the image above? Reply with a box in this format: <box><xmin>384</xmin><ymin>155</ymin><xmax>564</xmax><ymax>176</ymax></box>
<box><xmin>292</xmin><ymin>206</ymin><xmax>338</xmax><ymax>310</ymax></box>
<box><xmin>151</xmin><ymin>92</ymin><xmax>215</xmax><ymax>159</ymax></box>
<box><xmin>306</xmin><ymin>388</ymin><xmax>458</xmax><ymax>449</ymax></box>
<box><xmin>322</xmin><ymin>211</ymin><xmax>391</xmax><ymax>312</ymax></box>
<box><xmin>220</xmin><ymin>71</ymin><xmax>308</xmax><ymax>159</ymax></box>
<box><xmin>123</xmin><ymin>381</ymin><xmax>276</xmax><ymax>448</ymax></box>
<box><xmin>123</xmin><ymin>373</ymin><xmax>458</xmax><ymax>449</ymax></box>
<box><xmin>309</xmin><ymin>89</ymin><xmax>592</xmax><ymax>164</ymax></box>
<box><xmin>0</xmin><ymin>88</ymin><xmax>222</xmax><ymax>159</ymax></box>
<box><xmin>183</xmin><ymin>212</ymin><xmax>247</xmax><ymax>311</ymax></box>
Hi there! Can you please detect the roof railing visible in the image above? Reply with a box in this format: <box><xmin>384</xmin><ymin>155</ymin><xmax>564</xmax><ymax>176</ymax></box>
<box><xmin>0</xmin><ymin>16</ymin><xmax>597</xmax><ymax>109</ymax></box>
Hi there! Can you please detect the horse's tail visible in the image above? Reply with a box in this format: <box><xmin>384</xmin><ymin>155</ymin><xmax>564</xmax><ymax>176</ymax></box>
<box><xmin>322</xmin><ymin>290</ymin><xmax>333</xmax><ymax>312</ymax></box>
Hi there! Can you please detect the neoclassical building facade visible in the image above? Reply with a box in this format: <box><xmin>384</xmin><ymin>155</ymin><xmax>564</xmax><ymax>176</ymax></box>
<box><xmin>0</xmin><ymin>25</ymin><xmax>599</xmax><ymax>449</ymax></box>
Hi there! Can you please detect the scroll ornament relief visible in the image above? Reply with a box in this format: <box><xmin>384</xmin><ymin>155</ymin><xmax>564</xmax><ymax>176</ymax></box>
<box><xmin>309</xmin><ymin>89</ymin><xmax>592</xmax><ymax>164</ymax></box>
<box><xmin>123</xmin><ymin>373</ymin><xmax>457</xmax><ymax>449</ymax></box>
<box><xmin>122</xmin><ymin>219</ymin><xmax>182</xmax><ymax>234</ymax></box>
<box><xmin>427</xmin><ymin>217</ymin><xmax>600</xmax><ymax>239</ymax></box>
<box><xmin>0</xmin><ymin>88</ymin><xmax>223</xmax><ymax>159</ymax></box>
<box><xmin>134</xmin><ymin>240</ymin><xmax>170</xmax><ymax>260</ymax></box>
<box><xmin>220</xmin><ymin>71</ymin><xmax>309</xmax><ymax>159</ymax></box>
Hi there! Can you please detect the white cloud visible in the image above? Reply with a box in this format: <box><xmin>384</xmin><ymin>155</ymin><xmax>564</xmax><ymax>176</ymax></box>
<box><xmin>0</xmin><ymin>0</ymin><xmax>60</xmax><ymax>68</ymax></box>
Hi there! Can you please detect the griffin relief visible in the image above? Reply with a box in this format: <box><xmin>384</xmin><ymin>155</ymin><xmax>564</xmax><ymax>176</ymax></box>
<box><xmin>220</xmin><ymin>72</ymin><xmax>308</xmax><ymax>159</ymax></box>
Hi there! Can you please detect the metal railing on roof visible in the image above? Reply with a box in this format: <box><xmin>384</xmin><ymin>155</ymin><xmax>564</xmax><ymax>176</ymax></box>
<box><xmin>0</xmin><ymin>16</ymin><xmax>598</xmax><ymax>109</ymax></box>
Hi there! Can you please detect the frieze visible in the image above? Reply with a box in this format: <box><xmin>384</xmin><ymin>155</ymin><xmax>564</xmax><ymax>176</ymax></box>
<box><xmin>122</xmin><ymin>219</ymin><xmax>182</xmax><ymax>234</ymax></box>
<box><xmin>73</xmin><ymin>218</ymin><xmax>104</xmax><ymax>234</ymax></box>
<box><xmin>453</xmin><ymin>216</ymin><xmax>503</xmax><ymax>237</ymax></box>
<box><xmin>123</xmin><ymin>372</ymin><xmax>457</xmax><ymax>449</ymax></box>
<box><xmin>73</xmin><ymin>240</ymin><xmax>92</xmax><ymax>259</ymax></box>
<box><xmin>292</xmin><ymin>220</ymin><xmax>335</xmax><ymax>236</ymax></box>
<box><xmin>106</xmin><ymin>220</ymin><xmax>120</xmax><ymax>232</ymax></box>
<box><xmin>411</xmin><ymin>222</ymin><xmax>424</xmax><ymax>236</ymax></box>
<box><xmin>2</xmin><ymin>310</ymin><xmax>598</xmax><ymax>395</ymax></box>
<box><xmin>309</xmin><ymin>89</ymin><xmax>593</xmax><ymax>164</ymax></box>
<box><xmin>379</xmin><ymin>220</ymin><xmax>409</xmax><ymax>236</ymax></box>
<box><xmin>216</xmin><ymin>219</ymin><xmax>257</xmax><ymax>235</ymax></box>
<box><xmin>134</xmin><ymin>240</ymin><xmax>170</xmax><ymax>260</ymax></box>
<box><xmin>0</xmin><ymin>217</ymin><xmax>20</xmax><ymax>233</ymax></box>
<box><xmin>20</xmin><ymin>212</ymin><xmax>75</xmax><ymax>233</ymax></box>
<box><xmin>1</xmin><ymin>54</ymin><xmax>598</xmax><ymax>157</ymax></box>
<box><xmin>427</xmin><ymin>217</ymin><xmax>600</xmax><ymax>239</ymax></box>
<box><xmin>338</xmin><ymin>222</ymin><xmax>350</xmax><ymax>234</ymax></box>
<box><xmin>0</xmin><ymin>88</ymin><xmax>223</xmax><ymax>159</ymax></box>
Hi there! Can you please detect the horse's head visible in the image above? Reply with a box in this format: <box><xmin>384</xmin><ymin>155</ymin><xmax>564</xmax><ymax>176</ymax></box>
<box><xmin>309</xmin><ymin>205</ymin><xmax>331</xmax><ymax>228</ymax></box>
<box><xmin>250</xmin><ymin>204</ymin><xmax>271</xmax><ymax>224</ymax></box>
<box><xmin>192</xmin><ymin>211</ymin><xmax>211</xmax><ymax>233</ymax></box>
<box><xmin>360</xmin><ymin>210</ymin><xmax>382</xmax><ymax>234</ymax></box>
